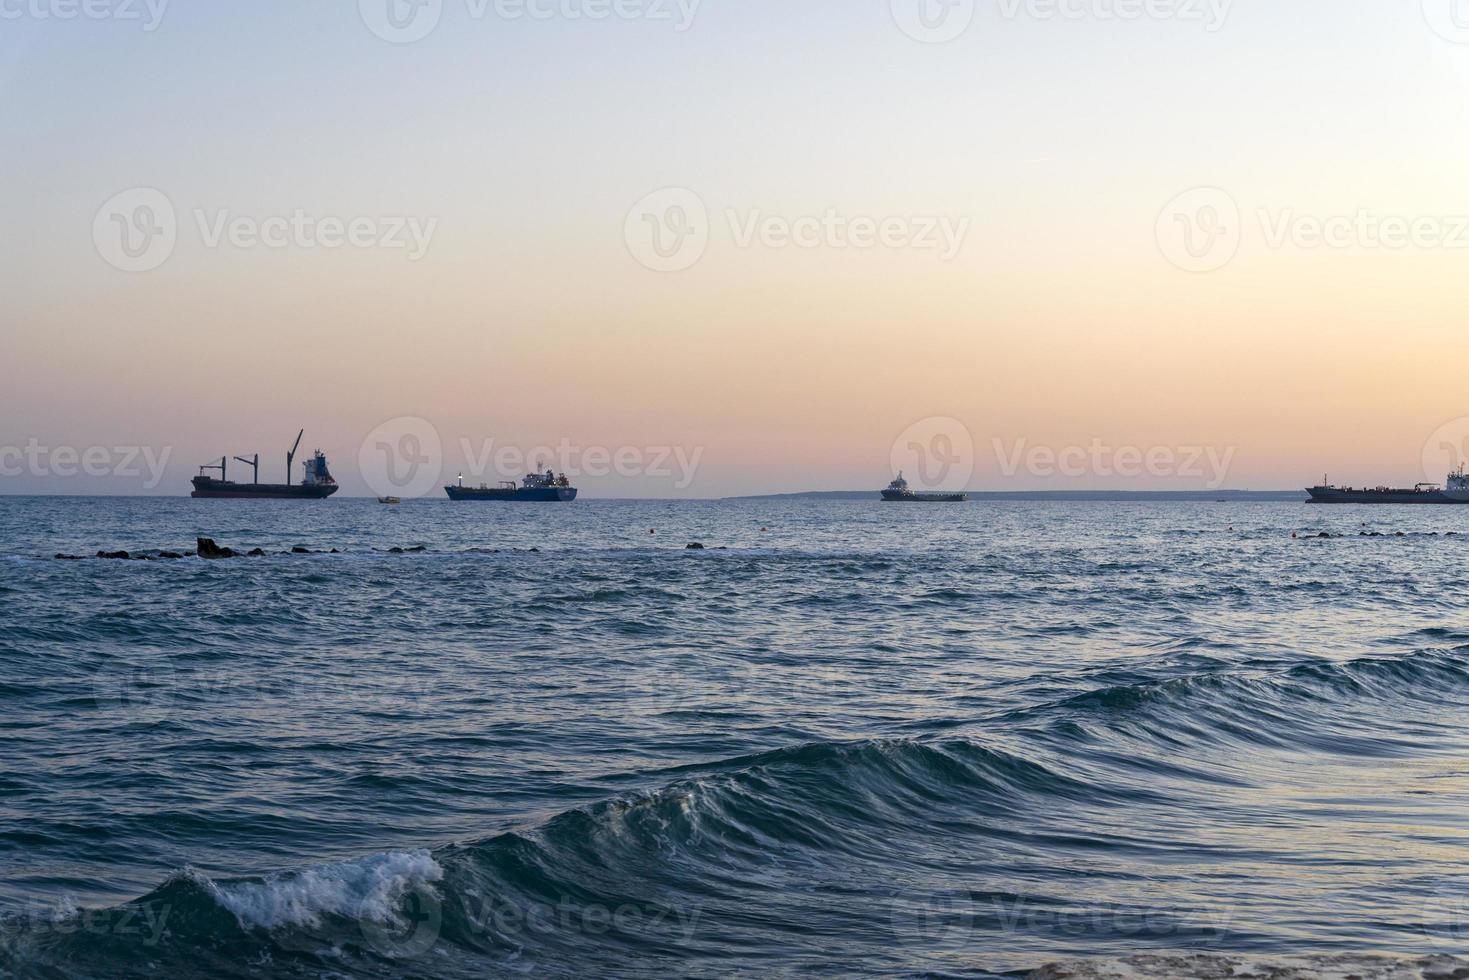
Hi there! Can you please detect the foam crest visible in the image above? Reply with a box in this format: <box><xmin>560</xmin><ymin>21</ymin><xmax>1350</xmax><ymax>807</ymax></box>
<box><xmin>1028</xmin><ymin>953</ymin><xmax>1468</xmax><ymax>979</ymax></box>
<box><xmin>201</xmin><ymin>850</ymin><xmax>444</xmax><ymax>932</ymax></box>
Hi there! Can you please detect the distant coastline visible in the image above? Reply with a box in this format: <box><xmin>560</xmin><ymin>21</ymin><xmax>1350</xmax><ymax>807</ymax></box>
<box><xmin>724</xmin><ymin>490</ymin><xmax>1309</xmax><ymax>502</ymax></box>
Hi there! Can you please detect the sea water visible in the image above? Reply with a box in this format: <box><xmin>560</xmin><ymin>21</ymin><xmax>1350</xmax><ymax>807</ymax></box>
<box><xmin>1</xmin><ymin>497</ymin><xmax>1466</xmax><ymax>977</ymax></box>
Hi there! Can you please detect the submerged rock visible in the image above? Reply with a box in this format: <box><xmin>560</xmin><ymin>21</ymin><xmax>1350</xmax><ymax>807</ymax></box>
<box><xmin>686</xmin><ymin>542</ymin><xmax>706</xmax><ymax>550</ymax></box>
<box><xmin>54</xmin><ymin>554</ymin><xmax>84</xmax><ymax>561</ymax></box>
<box><xmin>247</xmin><ymin>548</ymin><xmax>266</xmax><ymax>557</ymax></box>
<box><xmin>96</xmin><ymin>550</ymin><xmax>130</xmax><ymax>560</ymax></box>
<box><xmin>159</xmin><ymin>551</ymin><xmax>184</xmax><ymax>559</ymax></box>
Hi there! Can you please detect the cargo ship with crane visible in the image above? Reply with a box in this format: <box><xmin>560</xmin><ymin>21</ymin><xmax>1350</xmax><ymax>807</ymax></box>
<box><xmin>190</xmin><ymin>429</ymin><xmax>339</xmax><ymax>499</ymax></box>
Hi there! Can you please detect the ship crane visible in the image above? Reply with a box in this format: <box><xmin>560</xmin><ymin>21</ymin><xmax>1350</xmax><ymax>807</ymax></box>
<box><xmin>198</xmin><ymin>456</ymin><xmax>227</xmax><ymax>481</ymax></box>
<box><xmin>285</xmin><ymin>429</ymin><xmax>304</xmax><ymax>484</ymax></box>
<box><xmin>233</xmin><ymin>454</ymin><xmax>260</xmax><ymax>484</ymax></box>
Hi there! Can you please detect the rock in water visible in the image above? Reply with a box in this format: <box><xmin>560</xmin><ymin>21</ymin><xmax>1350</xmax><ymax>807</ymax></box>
<box><xmin>686</xmin><ymin>542</ymin><xmax>706</xmax><ymax>550</ymax></box>
<box><xmin>196</xmin><ymin>537</ymin><xmax>236</xmax><ymax>559</ymax></box>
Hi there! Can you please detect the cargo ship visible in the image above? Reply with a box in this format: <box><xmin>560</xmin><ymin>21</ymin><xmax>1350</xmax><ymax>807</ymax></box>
<box><xmin>1306</xmin><ymin>467</ymin><xmax>1469</xmax><ymax>504</ymax></box>
<box><xmin>880</xmin><ymin>472</ymin><xmax>968</xmax><ymax>503</ymax></box>
<box><xmin>191</xmin><ymin>429</ymin><xmax>339</xmax><ymax>499</ymax></box>
<box><xmin>445</xmin><ymin>469</ymin><xmax>577</xmax><ymax>502</ymax></box>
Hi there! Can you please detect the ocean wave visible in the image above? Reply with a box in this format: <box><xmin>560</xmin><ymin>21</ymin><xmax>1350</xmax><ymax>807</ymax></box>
<box><xmin>1027</xmin><ymin>952</ymin><xmax>1469</xmax><ymax>979</ymax></box>
<box><xmin>198</xmin><ymin>850</ymin><xmax>445</xmax><ymax>932</ymax></box>
<box><xmin>5</xmin><ymin>716</ymin><xmax>1465</xmax><ymax>977</ymax></box>
<box><xmin>0</xmin><ymin>736</ymin><xmax>1128</xmax><ymax>977</ymax></box>
<box><xmin>0</xmin><ymin>852</ymin><xmax>449</xmax><ymax>979</ymax></box>
<box><xmin>1014</xmin><ymin>645</ymin><xmax>1469</xmax><ymax>736</ymax></box>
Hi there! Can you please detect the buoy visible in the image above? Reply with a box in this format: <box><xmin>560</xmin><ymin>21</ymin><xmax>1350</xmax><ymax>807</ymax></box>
<box><xmin>649</xmin><ymin>529</ymin><xmax>656</xmax><ymax>535</ymax></box>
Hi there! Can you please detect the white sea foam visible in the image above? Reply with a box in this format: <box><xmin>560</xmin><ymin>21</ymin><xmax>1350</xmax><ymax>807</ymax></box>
<box><xmin>1027</xmin><ymin>953</ymin><xmax>1469</xmax><ymax>979</ymax></box>
<box><xmin>201</xmin><ymin>850</ymin><xmax>444</xmax><ymax>932</ymax></box>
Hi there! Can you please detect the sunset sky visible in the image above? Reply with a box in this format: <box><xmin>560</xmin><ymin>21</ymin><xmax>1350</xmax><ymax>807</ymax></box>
<box><xmin>5</xmin><ymin>0</ymin><xmax>1469</xmax><ymax>496</ymax></box>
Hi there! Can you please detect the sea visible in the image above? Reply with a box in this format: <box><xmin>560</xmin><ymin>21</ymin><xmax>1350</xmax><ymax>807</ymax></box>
<box><xmin>1</xmin><ymin>496</ymin><xmax>1466</xmax><ymax>979</ymax></box>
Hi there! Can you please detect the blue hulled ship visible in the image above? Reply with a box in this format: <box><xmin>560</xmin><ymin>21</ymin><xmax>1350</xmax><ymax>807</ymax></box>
<box><xmin>445</xmin><ymin>469</ymin><xmax>577</xmax><ymax>502</ymax></box>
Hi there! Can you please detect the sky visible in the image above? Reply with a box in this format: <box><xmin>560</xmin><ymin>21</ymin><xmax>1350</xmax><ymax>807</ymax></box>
<box><xmin>4</xmin><ymin>0</ymin><xmax>1469</xmax><ymax>497</ymax></box>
